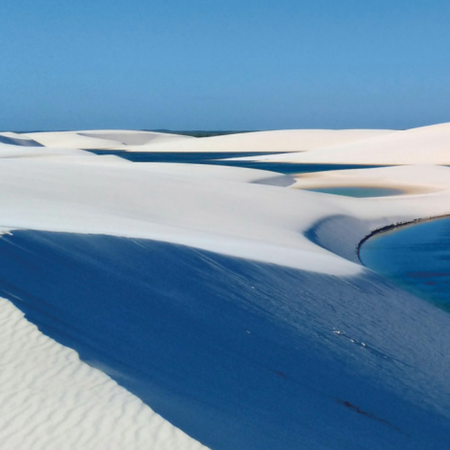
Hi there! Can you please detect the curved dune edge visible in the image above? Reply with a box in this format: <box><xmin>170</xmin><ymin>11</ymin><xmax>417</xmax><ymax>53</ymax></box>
<box><xmin>1</xmin><ymin>123</ymin><xmax>450</xmax><ymax>448</ymax></box>
<box><xmin>0</xmin><ymin>297</ymin><xmax>209</xmax><ymax>450</ymax></box>
<box><xmin>1</xmin><ymin>150</ymin><xmax>450</xmax><ymax>276</ymax></box>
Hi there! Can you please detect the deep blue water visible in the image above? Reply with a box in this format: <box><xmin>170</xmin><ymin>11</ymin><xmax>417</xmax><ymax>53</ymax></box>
<box><xmin>360</xmin><ymin>216</ymin><xmax>450</xmax><ymax>311</ymax></box>
<box><xmin>0</xmin><ymin>231</ymin><xmax>445</xmax><ymax>449</ymax></box>
<box><xmin>305</xmin><ymin>187</ymin><xmax>403</xmax><ymax>197</ymax></box>
<box><xmin>200</xmin><ymin>161</ymin><xmax>386</xmax><ymax>175</ymax></box>
<box><xmin>88</xmin><ymin>150</ymin><xmax>279</xmax><ymax>162</ymax></box>
<box><xmin>87</xmin><ymin>150</ymin><xmax>386</xmax><ymax>174</ymax></box>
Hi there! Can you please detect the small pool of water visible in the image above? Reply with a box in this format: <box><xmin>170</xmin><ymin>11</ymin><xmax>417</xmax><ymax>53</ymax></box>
<box><xmin>305</xmin><ymin>187</ymin><xmax>403</xmax><ymax>197</ymax></box>
<box><xmin>207</xmin><ymin>162</ymin><xmax>386</xmax><ymax>175</ymax></box>
<box><xmin>88</xmin><ymin>150</ymin><xmax>386</xmax><ymax>175</ymax></box>
<box><xmin>87</xmin><ymin>150</ymin><xmax>279</xmax><ymax>162</ymax></box>
<box><xmin>360</xmin><ymin>216</ymin><xmax>450</xmax><ymax>311</ymax></box>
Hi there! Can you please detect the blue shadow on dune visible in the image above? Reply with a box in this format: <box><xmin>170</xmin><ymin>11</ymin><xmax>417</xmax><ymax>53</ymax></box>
<box><xmin>0</xmin><ymin>135</ymin><xmax>43</xmax><ymax>147</ymax></box>
<box><xmin>304</xmin><ymin>187</ymin><xmax>403</xmax><ymax>197</ymax></box>
<box><xmin>0</xmin><ymin>231</ymin><xmax>449</xmax><ymax>449</ymax></box>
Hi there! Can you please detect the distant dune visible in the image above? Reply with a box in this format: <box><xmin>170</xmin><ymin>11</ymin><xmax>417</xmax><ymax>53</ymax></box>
<box><xmin>21</xmin><ymin>128</ymin><xmax>395</xmax><ymax>152</ymax></box>
<box><xmin>239</xmin><ymin>121</ymin><xmax>450</xmax><ymax>164</ymax></box>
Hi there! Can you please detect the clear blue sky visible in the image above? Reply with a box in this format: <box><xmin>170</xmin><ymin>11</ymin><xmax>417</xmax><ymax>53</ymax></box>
<box><xmin>1</xmin><ymin>0</ymin><xmax>449</xmax><ymax>131</ymax></box>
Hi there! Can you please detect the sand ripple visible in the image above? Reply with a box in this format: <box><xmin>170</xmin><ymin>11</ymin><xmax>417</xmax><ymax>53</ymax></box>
<box><xmin>0</xmin><ymin>297</ymin><xmax>209</xmax><ymax>450</ymax></box>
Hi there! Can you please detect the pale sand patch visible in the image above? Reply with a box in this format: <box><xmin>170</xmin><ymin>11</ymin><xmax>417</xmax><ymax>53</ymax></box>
<box><xmin>23</xmin><ymin>131</ymin><xmax>125</xmax><ymax>149</ymax></box>
<box><xmin>0</xmin><ymin>297</ymin><xmax>209</xmax><ymax>450</ymax></box>
<box><xmin>292</xmin><ymin>165</ymin><xmax>450</xmax><ymax>195</ymax></box>
<box><xmin>20</xmin><ymin>128</ymin><xmax>397</xmax><ymax>153</ymax></box>
<box><xmin>0</xmin><ymin>132</ymin><xmax>43</xmax><ymax>147</ymax></box>
<box><xmin>23</xmin><ymin>130</ymin><xmax>192</xmax><ymax>149</ymax></box>
<box><xmin>123</xmin><ymin>161</ymin><xmax>296</xmax><ymax>185</ymax></box>
<box><xmin>129</xmin><ymin>129</ymin><xmax>396</xmax><ymax>153</ymax></box>
<box><xmin>235</xmin><ymin>122</ymin><xmax>450</xmax><ymax>164</ymax></box>
<box><xmin>0</xmin><ymin>143</ymin><xmax>100</xmax><ymax>159</ymax></box>
<box><xmin>79</xmin><ymin>129</ymin><xmax>194</xmax><ymax>146</ymax></box>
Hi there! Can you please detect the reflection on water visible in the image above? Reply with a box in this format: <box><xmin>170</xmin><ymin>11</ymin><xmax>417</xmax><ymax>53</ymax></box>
<box><xmin>360</xmin><ymin>217</ymin><xmax>450</xmax><ymax>311</ymax></box>
<box><xmin>305</xmin><ymin>187</ymin><xmax>403</xmax><ymax>197</ymax></box>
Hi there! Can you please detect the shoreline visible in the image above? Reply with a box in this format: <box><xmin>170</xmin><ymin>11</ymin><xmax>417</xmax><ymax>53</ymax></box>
<box><xmin>356</xmin><ymin>212</ymin><xmax>450</xmax><ymax>265</ymax></box>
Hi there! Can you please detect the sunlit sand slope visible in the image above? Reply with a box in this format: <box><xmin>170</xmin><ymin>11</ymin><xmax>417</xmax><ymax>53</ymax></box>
<box><xmin>0</xmin><ymin>297</ymin><xmax>209</xmax><ymax>450</ymax></box>
<box><xmin>238</xmin><ymin>122</ymin><xmax>450</xmax><ymax>164</ymax></box>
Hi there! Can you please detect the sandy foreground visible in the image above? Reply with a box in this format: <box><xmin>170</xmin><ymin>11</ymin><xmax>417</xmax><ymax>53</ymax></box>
<box><xmin>1</xmin><ymin>123</ymin><xmax>450</xmax><ymax>449</ymax></box>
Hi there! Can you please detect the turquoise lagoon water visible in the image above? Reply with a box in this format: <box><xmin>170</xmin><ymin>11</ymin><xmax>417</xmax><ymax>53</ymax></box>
<box><xmin>360</xmin><ymin>216</ymin><xmax>450</xmax><ymax>311</ymax></box>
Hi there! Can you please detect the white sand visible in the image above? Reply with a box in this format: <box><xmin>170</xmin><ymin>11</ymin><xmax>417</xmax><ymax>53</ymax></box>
<box><xmin>1</xmin><ymin>146</ymin><xmax>449</xmax><ymax>276</ymax></box>
<box><xmin>0</xmin><ymin>132</ymin><xmax>43</xmax><ymax>147</ymax></box>
<box><xmin>128</xmin><ymin>128</ymin><xmax>397</xmax><ymax>152</ymax></box>
<box><xmin>2</xmin><ymin>122</ymin><xmax>450</xmax><ymax>449</ymax></box>
<box><xmin>0</xmin><ymin>297</ymin><xmax>208</xmax><ymax>450</ymax></box>
<box><xmin>233</xmin><ymin>121</ymin><xmax>450</xmax><ymax>164</ymax></box>
<box><xmin>79</xmin><ymin>129</ymin><xmax>195</xmax><ymax>146</ymax></box>
<box><xmin>24</xmin><ymin>130</ymin><xmax>193</xmax><ymax>149</ymax></box>
<box><xmin>292</xmin><ymin>164</ymin><xmax>450</xmax><ymax>194</ymax></box>
<box><xmin>20</xmin><ymin>129</ymin><xmax>396</xmax><ymax>152</ymax></box>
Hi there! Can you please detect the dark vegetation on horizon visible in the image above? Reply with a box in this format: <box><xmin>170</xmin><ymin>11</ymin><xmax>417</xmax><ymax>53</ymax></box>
<box><xmin>12</xmin><ymin>130</ymin><xmax>256</xmax><ymax>137</ymax></box>
<box><xmin>150</xmin><ymin>130</ymin><xmax>256</xmax><ymax>138</ymax></box>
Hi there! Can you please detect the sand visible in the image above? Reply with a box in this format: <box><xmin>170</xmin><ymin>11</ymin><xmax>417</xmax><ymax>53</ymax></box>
<box><xmin>1</xmin><ymin>122</ymin><xmax>450</xmax><ymax>449</ymax></box>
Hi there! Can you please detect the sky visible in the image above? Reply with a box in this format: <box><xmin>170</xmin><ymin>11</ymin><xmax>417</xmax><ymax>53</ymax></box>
<box><xmin>1</xmin><ymin>0</ymin><xmax>450</xmax><ymax>131</ymax></box>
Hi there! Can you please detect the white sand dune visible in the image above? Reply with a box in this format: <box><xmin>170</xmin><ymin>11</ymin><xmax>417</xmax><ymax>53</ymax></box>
<box><xmin>0</xmin><ymin>298</ymin><xmax>208</xmax><ymax>450</ymax></box>
<box><xmin>234</xmin><ymin>121</ymin><xmax>450</xmax><ymax>164</ymax></box>
<box><xmin>78</xmin><ymin>129</ymin><xmax>195</xmax><ymax>146</ymax></box>
<box><xmin>131</xmin><ymin>128</ymin><xmax>396</xmax><ymax>152</ymax></box>
<box><xmin>0</xmin><ymin>132</ymin><xmax>43</xmax><ymax>147</ymax></box>
<box><xmin>1</xmin><ymin>122</ymin><xmax>450</xmax><ymax>449</ymax></box>
<box><xmin>21</xmin><ymin>129</ymin><xmax>397</xmax><ymax>153</ymax></box>
<box><xmin>0</xmin><ymin>148</ymin><xmax>449</xmax><ymax>275</ymax></box>
<box><xmin>0</xmin><ymin>152</ymin><xmax>359</xmax><ymax>275</ymax></box>
<box><xmin>0</xmin><ymin>142</ymin><xmax>101</xmax><ymax>159</ymax></box>
<box><xmin>24</xmin><ymin>130</ymin><xmax>193</xmax><ymax>149</ymax></box>
<box><xmin>293</xmin><ymin>164</ymin><xmax>450</xmax><ymax>194</ymax></box>
<box><xmin>23</xmin><ymin>131</ymin><xmax>128</xmax><ymax>149</ymax></box>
